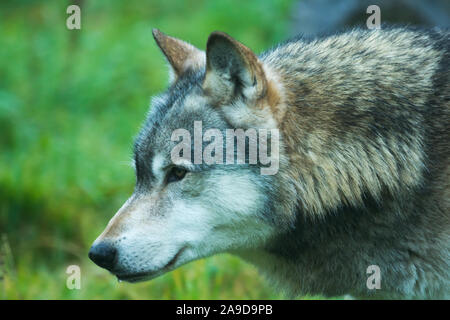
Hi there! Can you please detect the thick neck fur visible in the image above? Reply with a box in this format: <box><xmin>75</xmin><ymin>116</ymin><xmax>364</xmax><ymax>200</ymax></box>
<box><xmin>240</xmin><ymin>28</ymin><xmax>449</xmax><ymax>299</ymax></box>
<box><xmin>262</xmin><ymin>29</ymin><xmax>438</xmax><ymax>218</ymax></box>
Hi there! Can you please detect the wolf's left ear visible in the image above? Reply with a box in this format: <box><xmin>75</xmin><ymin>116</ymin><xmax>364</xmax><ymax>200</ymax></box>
<box><xmin>203</xmin><ymin>31</ymin><xmax>267</xmax><ymax>104</ymax></box>
<box><xmin>152</xmin><ymin>29</ymin><xmax>205</xmax><ymax>82</ymax></box>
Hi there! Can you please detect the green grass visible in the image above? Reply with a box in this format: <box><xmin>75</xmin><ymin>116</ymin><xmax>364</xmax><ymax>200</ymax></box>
<box><xmin>0</xmin><ymin>0</ymin><xmax>307</xmax><ymax>299</ymax></box>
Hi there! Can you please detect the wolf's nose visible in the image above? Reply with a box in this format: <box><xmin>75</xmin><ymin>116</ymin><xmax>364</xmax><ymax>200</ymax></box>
<box><xmin>88</xmin><ymin>242</ymin><xmax>117</xmax><ymax>270</ymax></box>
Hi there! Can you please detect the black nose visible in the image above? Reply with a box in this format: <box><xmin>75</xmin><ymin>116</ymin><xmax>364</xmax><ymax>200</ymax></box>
<box><xmin>88</xmin><ymin>242</ymin><xmax>117</xmax><ymax>270</ymax></box>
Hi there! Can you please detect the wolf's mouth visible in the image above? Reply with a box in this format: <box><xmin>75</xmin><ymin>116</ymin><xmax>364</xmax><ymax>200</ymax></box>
<box><xmin>115</xmin><ymin>246</ymin><xmax>187</xmax><ymax>282</ymax></box>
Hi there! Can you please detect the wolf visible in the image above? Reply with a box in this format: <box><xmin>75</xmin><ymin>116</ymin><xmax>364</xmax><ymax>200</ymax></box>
<box><xmin>89</xmin><ymin>27</ymin><xmax>449</xmax><ymax>299</ymax></box>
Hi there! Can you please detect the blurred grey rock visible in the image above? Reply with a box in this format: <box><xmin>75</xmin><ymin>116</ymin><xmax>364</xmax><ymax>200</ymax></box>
<box><xmin>291</xmin><ymin>0</ymin><xmax>450</xmax><ymax>37</ymax></box>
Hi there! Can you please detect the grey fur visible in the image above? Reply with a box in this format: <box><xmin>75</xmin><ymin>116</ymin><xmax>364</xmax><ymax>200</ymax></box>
<box><xmin>92</xmin><ymin>27</ymin><xmax>449</xmax><ymax>299</ymax></box>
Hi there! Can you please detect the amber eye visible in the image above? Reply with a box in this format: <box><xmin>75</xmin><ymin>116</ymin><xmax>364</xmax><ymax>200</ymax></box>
<box><xmin>167</xmin><ymin>167</ymin><xmax>187</xmax><ymax>183</ymax></box>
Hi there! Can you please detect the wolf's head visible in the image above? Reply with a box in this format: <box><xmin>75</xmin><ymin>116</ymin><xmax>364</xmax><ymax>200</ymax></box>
<box><xmin>89</xmin><ymin>30</ymin><xmax>287</xmax><ymax>282</ymax></box>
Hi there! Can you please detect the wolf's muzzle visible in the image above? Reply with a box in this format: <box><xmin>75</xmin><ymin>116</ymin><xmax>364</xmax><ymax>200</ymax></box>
<box><xmin>88</xmin><ymin>242</ymin><xmax>117</xmax><ymax>271</ymax></box>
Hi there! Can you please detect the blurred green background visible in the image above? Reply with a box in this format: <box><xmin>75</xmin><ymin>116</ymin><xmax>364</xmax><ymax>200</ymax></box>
<box><xmin>0</xmin><ymin>0</ymin><xmax>312</xmax><ymax>299</ymax></box>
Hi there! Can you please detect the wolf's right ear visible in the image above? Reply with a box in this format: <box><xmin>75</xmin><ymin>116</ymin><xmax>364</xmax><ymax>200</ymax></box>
<box><xmin>152</xmin><ymin>29</ymin><xmax>205</xmax><ymax>83</ymax></box>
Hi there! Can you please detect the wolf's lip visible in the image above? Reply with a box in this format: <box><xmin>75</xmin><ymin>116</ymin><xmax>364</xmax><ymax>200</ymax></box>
<box><xmin>116</xmin><ymin>272</ymin><xmax>153</xmax><ymax>282</ymax></box>
<box><xmin>116</xmin><ymin>271</ymin><xmax>162</xmax><ymax>282</ymax></box>
<box><xmin>115</xmin><ymin>246</ymin><xmax>188</xmax><ymax>282</ymax></box>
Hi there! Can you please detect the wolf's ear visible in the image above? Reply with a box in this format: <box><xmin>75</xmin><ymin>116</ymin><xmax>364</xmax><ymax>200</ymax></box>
<box><xmin>152</xmin><ymin>29</ymin><xmax>205</xmax><ymax>82</ymax></box>
<box><xmin>203</xmin><ymin>31</ymin><xmax>267</xmax><ymax>104</ymax></box>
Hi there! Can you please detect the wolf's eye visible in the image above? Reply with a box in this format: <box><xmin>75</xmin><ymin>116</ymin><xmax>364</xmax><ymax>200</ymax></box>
<box><xmin>166</xmin><ymin>167</ymin><xmax>187</xmax><ymax>183</ymax></box>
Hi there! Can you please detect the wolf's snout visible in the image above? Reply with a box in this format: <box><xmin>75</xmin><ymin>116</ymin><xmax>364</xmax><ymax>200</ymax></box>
<box><xmin>88</xmin><ymin>242</ymin><xmax>117</xmax><ymax>270</ymax></box>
